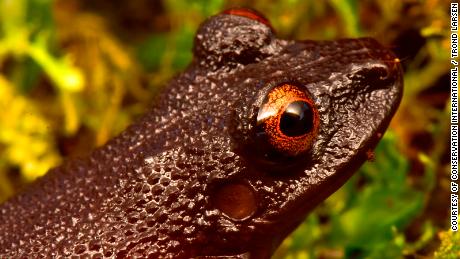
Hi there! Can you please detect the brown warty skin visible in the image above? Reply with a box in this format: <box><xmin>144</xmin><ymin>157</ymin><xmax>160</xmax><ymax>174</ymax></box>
<box><xmin>0</xmin><ymin>9</ymin><xmax>403</xmax><ymax>258</ymax></box>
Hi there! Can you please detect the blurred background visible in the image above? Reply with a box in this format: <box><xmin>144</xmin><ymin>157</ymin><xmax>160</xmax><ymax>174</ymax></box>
<box><xmin>0</xmin><ymin>0</ymin><xmax>455</xmax><ymax>258</ymax></box>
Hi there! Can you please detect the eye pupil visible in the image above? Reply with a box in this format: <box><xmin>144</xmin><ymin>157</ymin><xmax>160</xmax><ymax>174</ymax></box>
<box><xmin>280</xmin><ymin>101</ymin><xmax>314</xmax><ymax>137</ymax></box>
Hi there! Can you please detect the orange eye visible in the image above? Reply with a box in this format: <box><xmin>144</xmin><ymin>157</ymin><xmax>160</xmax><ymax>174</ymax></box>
<box><xmin>222</xmin><ymin>8</ymin><xmax>273</xmax><ymax>30</ymax></box>
<box><xmin>255</xmin><ymin>83</ymin><xmax>319</xmax><ymax>157</ymax></box>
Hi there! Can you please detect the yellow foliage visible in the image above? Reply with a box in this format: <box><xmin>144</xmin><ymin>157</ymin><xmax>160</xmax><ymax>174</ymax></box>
<box><xmin>0</xmin><ymin>76</ymin><xmax>61</xmax><ymax>183</ymax></box>
<box><xmin>435</xmin><ymin>231</ymin><xmax>460</xmax><ymax>259</ymax></box>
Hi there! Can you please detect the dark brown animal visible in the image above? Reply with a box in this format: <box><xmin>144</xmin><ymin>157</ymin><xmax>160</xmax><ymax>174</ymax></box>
<box><xmin>0</xmin><ymin>9</ymin><xmax>403</xmax><ymax>258</ymax></box>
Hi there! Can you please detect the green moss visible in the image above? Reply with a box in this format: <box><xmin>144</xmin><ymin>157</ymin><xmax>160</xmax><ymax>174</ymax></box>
<box><xmin>435</xmin><ymin>231</ymin><xmax>460</xmax><ymax>259</ymax></box>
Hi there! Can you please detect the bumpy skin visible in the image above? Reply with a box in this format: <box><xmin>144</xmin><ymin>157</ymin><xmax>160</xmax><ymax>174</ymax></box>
<box><xmin>0</xmin><ymin>11</ymin><xmax>403</xmax><ymax>258</ymax></box>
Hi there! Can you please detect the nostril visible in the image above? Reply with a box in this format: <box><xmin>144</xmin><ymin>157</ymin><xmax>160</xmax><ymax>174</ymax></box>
<box><xmin>381</xmin><ymin>65</ymin><xmax>392</xmax><ymax>81</ymax></box>
<box><xmin>372</xmin><ymin>63</ymin><xmax>395</xmax><ymax>81</ymax></box>
<box><xmin>352</xmin><ymin>65</ymin><xmax>388</xmax><ymax>81</ymax></box>
<box><xmin>349</xmin><ymin>61</ymin><xmax>402</xmax><ymax>90</ymax></box>
<box><xmin>365</xmin><ymin>63</ymin><xmax>395</xmax><ymax>82</ymax></box>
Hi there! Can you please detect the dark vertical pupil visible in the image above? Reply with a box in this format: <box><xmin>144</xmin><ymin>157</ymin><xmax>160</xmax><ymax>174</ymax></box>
<box><xmin>280</xmin><ymin>101</ymin><xmax>313</xmax><ymax>137</ymax></box>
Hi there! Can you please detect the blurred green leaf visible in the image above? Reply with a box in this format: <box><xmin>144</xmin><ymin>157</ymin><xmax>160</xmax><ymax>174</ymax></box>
<box><xmin>28</xmin><ymin>35</ymin><xmax>85</xmax><ymax>92</ymax></box>
<box><xmin>138</xmin><ymin>35</ymin><xmax>168</xmax><ymax>71</ymax></box>
<box><xmin>172</xmin><ymin>25</ymin><xmax>194</xmax><ymax>69</ymax></box>
<box><xmin>276</xmin><ymin>133</ymin><xmax>426</xmax><ymax>259</ymax></box>
<box><xmin>330</xmin><ymin>0</ymin><xmax>361</xmax><ymax>37</ymax></box>
<box><xmin>335</xmin><ymin>134</ymin><xmax>423</xmax><ymax>257</ymax></box>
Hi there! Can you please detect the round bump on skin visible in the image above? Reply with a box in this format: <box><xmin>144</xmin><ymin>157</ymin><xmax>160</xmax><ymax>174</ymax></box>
<box><xmin>213</xmin><ymin>183</ymin><xmax>257</xmax><ymax>221</ymax></box>
<box><xmin>256</xmin><ymin>83</ymin><xmax>320</xmax><ymax>156</ymax></box>
<box><xmin>194</xmin><ymin>7</ymin><xmax>275</xmax><ymax>68</ymax></box>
